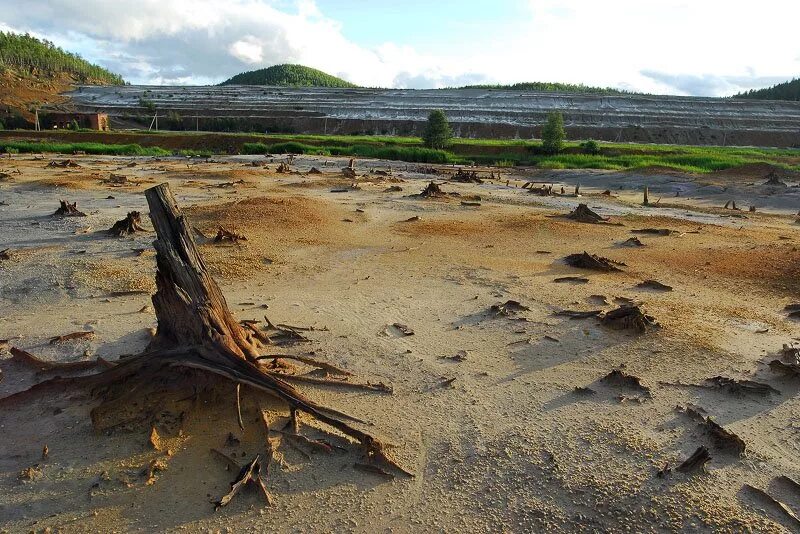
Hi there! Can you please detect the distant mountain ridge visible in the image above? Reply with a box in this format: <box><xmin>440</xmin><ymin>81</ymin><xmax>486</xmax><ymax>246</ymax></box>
<box><xmin>220</xmin><ymin>64</ymin><xmax>357</xmax><ymax>88</ymax></box>
<box><xmin>734</xmin><ymin>78</ymin><xmax>800</xmax><ymax>101</ymax></box>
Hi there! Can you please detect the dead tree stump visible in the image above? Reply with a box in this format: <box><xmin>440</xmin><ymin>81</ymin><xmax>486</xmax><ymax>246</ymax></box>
<box><xmin>53</xmin><ymin>200</ymin><xmax>86</xmax><ymax>217</ymax></box>
<box><xmin>108</xmin><ymin>211</ymin><xmax>146</xmax><ymax>236</ymax></box>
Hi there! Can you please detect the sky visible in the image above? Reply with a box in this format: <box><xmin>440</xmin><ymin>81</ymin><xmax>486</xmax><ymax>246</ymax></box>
<box><xmin>0</xmin><ymin>0</ymin><xmax>798</xmax><ymax>96</ymax></box>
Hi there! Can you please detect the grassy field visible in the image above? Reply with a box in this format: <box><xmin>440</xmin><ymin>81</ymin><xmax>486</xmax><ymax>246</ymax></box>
<box><xmin>2</xmin><ymin>131</ymin><xmax>799</xmax><ymax>173</ymax></box>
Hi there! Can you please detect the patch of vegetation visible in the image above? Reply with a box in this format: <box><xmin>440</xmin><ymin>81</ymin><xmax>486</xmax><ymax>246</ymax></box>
<box><xmin>422</xmin><ymin>110</ymin><xmax>452</xmax><ymax>149</ymax></box>
<box><xmin>461</xmin><ymin>81</ymin><xmax>630</xmax><ymax>95</ymax></box>
<box><xmin>0</xmin><ymin>32</ymin><xmax>124</xmax><ymax>84</ymax></box>
<box><xmin>242</xmin><ymin>141</ymin><xmax>451</xmax><ymax>163</ymax></box>
<box><xmin>0</xmin><ymin>140</ymin><xmax>169</xmax><ymax>156</ymax></box>
<box><xmin>220</xmin><ymin>64</ymin><xmax>357</xmax><ymax>88</ymax></box>
<box><xmin>733</xmin><ymin>78</ymin><xmax>800</xmax><ymax>101</ymax></box>
<box><xmin>580</xmin><ymin>140</ymin><xmax>600</xmax><ymax>155</ymax></box>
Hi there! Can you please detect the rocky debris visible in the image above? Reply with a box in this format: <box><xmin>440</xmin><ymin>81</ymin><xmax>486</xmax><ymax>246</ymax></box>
<box><xmin>620</xmin><ymin>237</ymin><xmax>645</xmax><ymax>247</ymax></box>
<box><xmin>564</xmin><ymin>252</ymin><xmax>625</xmax><ymax>272</ymax></box>
<box><xmin>53</xmin><ymin>200</ymin><xmax>87</xmax><ymax>217</ymax></box>
<box><xmin>764</xmin><ymin>171</ymin><xmax>788</xmax><ymax>187</ymax></box>
<box><xmin>451</xmin><ymin>168</ymin><xmax>483</xmax><ymax>183</ymax></box>
<box><xmin>677</xmin><ymin>446</ymin><xmax>711</xmax><ymax>473</ymax></box>
<box><xmin>214</xmin><ymin>227</ymin><xmax>248</xmax><ymax>244</ymax></box>
<box><xmin>565</xmin><ymin>203</ymin><xmax>609</xmax><ymax>224</ymax></box>
<box><xmin>418</xmin><ymin>182</ymin><xmax>446</xmax><ymax>198</ymax></box>
<box><xmin>47</xmin><ymin>159</ymin><xmax>80</xmax><ymax>168</ymax></box>
<box><xmin>490</xmin><ymin>300</ymin><xmax>530</xmax><ymax>317</ymax></box>
<box><xmin>109</xmin><ymin>211</ymin><xmax>146</xmax><ymax>237</ymax></box>
<box><xmin>636</xmin><ymin>280</ymin><xmax>673</xmax><ymax>291</ymax></box>
<box><xmin>631</xmin><ymin>228</ymin><xmax>673</xmax><ymax>236</ymax></box>
<box><xmin>703</xmin><ymin>376</ymin><xmax>778</xmax><ymax>396</ymax></box>
<box><xmin>600</xmin><ymin>305</ymin><xmax>657</xmax><ymax>333</ymax></box>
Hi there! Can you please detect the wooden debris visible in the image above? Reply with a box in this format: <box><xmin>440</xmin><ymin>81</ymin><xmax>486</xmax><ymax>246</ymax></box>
<box><xmin>631</xmin><ymin>228</ymin><xmax>673</xmax><ymax>236</ymax></box>
<box><xmin>108</xmin><ymin>211</ymin><xmax>146</xmax><ymax>237</ymax></box>
<box><xmin>214</xmin><ymin>455</ymin><xmax>264</xmax><ymax>510</ymax></box>
<box><xmin>49</xmin><ymin>331</ymin><xmax>96</xmax><ymax>344</ymax></box>
<box><xmin>214</xmin><ymin>227</ymin><xmax>248</xmax><ymax>243</ymax></box>
<box><xmin>704</xmin><ymin>376</ymin><xmax>778</xmax><ymax>396</ymax></box>
<box><xmin>564</xmin><ymin>252</ymin><xmax>624</xmax><ymax>272</ymax></box>
<box><xmin>353</xmin><ymin>462</ymin><xmax>395</xmax><ymax>479</ymax></box>
<box><xmin>418</xmin><ymin>182</ymin><xmax>445</xmax><ymax>198</ymax></box>
<box><xmin>553</xmin><ymin>309</ymin><xmax>602</xmax><ymax>319</ymax></box>
<box><xmin>490</xmin><ymin>300</ymin><xmax>530</xmax><ymax>317</ymax></box>
<box><xmin>53</xmin><ymin>200</ymin><xmax>86</xmax><ymax>217</ymax></box>
<box><xmin>461</xmin><ymin>201</ymin><xmax>481</xmax><ymax>207</ymax></box>
<box><xmin>391</xmin><ymin>323</ymin><xmax>415</xmax><ymax>336</ymax></box>
<box><xmin>678</xmin><ymin>405</ymin><xmax>746</xmax><ymax>455</ymax></box>
<box><xmin>636</xmin><ymin>280</ymin><xmax>673</xmax><ymax>291</ymax></box>
<box><xmin>48</xmin><ymin>159</ymin><xmax>80</xmax><ymax>168</ymax></box>
<box><xmin>621</xmin><ymin>237</ymin><xmax>645</xmax><ymax>247</ymax></box>
<box><xmin>451</xmin><ymin>169</ymin><xmax>482</xmax><ymax>183</ymax></box>
<box><xmin>42</xmin><ymin>444</ymin><xmax>49</xmax><ymax>460</ymax></box>
<box><xmin>743</xmin><ymin>484</ymin><xmax>800</xmax><ymax>528</ymax></box>
<box><xmin>565</xmin><ymin>203</ymin><xmax>609</xmax><ymax>224</ymax></box>
<box><xmin>276</xmin><ymin>162</ymin><xmax>291</xmax><ymax>173</ymax></box>
<box><xmin>385</xmin><ymin>185</ymin><xmax>403</xmax><ymax>192</ymax></box>
<box><xmin>103</xmin><ymin>173</ymin><xmax>132</xmax><ymax>185</ymax></box>
<box><xmin>553</xmin><ymin>276</ymin><xmax>589</xmax><ymax>284</ymax></box>
<box><xmin>10</xmin><ymin>347</ymin><xmax>112</xmax><ymax>373</ymax></box>
<box><xmin>308</xmin><ymin>167</ymin><xmax>322</xmax><ymax>174</ymax></box>
<box><xmin>601</xmin><ymin>305</ymin><xmax>657</xmax><ymax>333</ymax></box>
<box><xmin>724</xmin><ymin>200</ymin><xmax>739</xmax><ymax>210</ymax></box>
<box><xmin>0</xmin><ymin>248</ymin><xmax>12</xmax><ymax>260</ymax></box>
<box><xmin>763</xmin><ymin>171</ymin><xmax>788</xmax><ymax>187</ymax></box>
<box><xmin>677</xmin><ymin>446</ymin><xmax>711</xmax><ymax>473</ymax></box>
<box><xmin>601</xmin><ymin>369</ymin><xmax>651</xmax><ymax>396</ymax></box>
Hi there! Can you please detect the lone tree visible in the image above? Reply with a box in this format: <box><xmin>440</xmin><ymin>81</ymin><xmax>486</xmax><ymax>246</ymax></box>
<box><xmin>422</xmin><ymin>110</ymin><xmax>452</xmax><ymax>149</ymax></box>
<box><xmin>541</xmin><ymin>111</ymin><xmax>566</xmax><ymax>154</ymax></box>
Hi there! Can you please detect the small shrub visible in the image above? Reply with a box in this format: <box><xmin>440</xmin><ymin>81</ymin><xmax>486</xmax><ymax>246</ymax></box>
<box><xmin>541</xmin><ymin>111</ymin><xmax>565</xmax><ymax>154</ymax></box>
<box><xmin>422</xmin><ymin>110</ymin><xmax>453</xmax><ymax>149</ymax></box>
<box><xmin>580</xmin><ymin>140</ymin><xmax>600</xmax><ymax>155</ymax></box>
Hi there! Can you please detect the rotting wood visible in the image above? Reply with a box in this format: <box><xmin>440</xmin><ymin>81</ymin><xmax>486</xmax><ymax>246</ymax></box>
<box><xmin>743</xmin><ymin>484</ymin><xmax>800</xmax><ymax>528</ymax></box>
<box><xmin>677</xmin><ymin>405</ymin><xmax>746</xmax><ymax>455</ymax></box>
<box><xmin>600</xmin><ymin>305</ymin><xmax>657</xmax><ymax>333</ymax></box>
<box><xmin>418</xmin><ymin>182</ymin><xmax>445</xmax><ymax>198</ymax></box>
<box><xmin>564</xmin><ymin>203</ymin><xmax>609</xmax><ymax>224</ymax></box>
<box><xmin>108</xmin><ymin>211</ymin><xmax>146</xmax><ymax>237</ymax></box>
<box><xmin>677</xmin><ymin>446</ymin><xmax>711</xmax><ymax>473</ymax></box>
<box><xmin>620</xmin><ymin>237</ymin><xmax>645</xmax><ymax>247</ymax></box>
<box><xmin>704</xmin><ymin>376</ymin><xmax>778</xmax><ymax>396</ymax></box>
<box><xmin>1</xmin><ymin>183</ymin><xmax>412</xmax><ymax>487</ymax></box>
<box><xmin>553</xmin><ymin>276</ymin><xmax>590</xmax><ymax>284</ymax></box>
<box><xmin>564</xmin><ymin>252</ymin><xmax>624</xmax><ymax>272</ymax></box>
<box><xmin>53</xmin><ymin>200</ymin><xmax>86</xmax><ymax>217</ymax></box>
<box><xmin>631</xmin><ymin>228</ymin><xmax>673</xmax><ymax>236</ymax></box>
<box><xmin>636</xmin><ymin>280</ymin><xmax>673</xmax><ymax>291</ymax></box>
<box><xmin>0</xmin><ymin>249</ymin><xmax>12</xmax><ymax>260</ymax></box>
<box><xmin>49</xmin><ymin>331</ymin><xmax>96</xmax><ymax>344</ymax></box>
<box><xmin>214</xmin><ymin>227</ymin><xmax>247</xmax><ymax>244</ymax></box>
<box><xmin>490</xmin><ymin>300</ymin><xmax>530</xmax><ymax>317</ymax></box>
<box><xmin>10</xmin><ymin>347</ymin><xmax>112</xmax><ymax>373</ymax></box>
<box><xmin>553</xmin><ymin>309</ymin><xmax>602</xmax><ymax>319</ymax></box>
<box><xmin>600</xmin><ymin>369</ymin><xmax>652</xmax><ymax>396</ymax></box>
<box><xmin>214</xmin><ymin>455</ymin><xmax>264</xmax><ymax>510</ymax></box>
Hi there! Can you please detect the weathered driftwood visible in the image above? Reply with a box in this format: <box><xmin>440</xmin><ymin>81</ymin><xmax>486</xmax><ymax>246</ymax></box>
<box><xmin>564</xmin><ymin>252</ymin><xmax>624</xmax><ymax>272</ymax></box>
<box><xmin>108</xmin><ymin>211</ymin><xmax>146</xmax><ymax>237</ymax></box>
<box><xmin>565</xmin><ymin>203</ymin><xmax>609</xmax><ymax>224</ymax></box>
<box><xmin>704</xmin><ymin>376</ymin><xmax>778</xmax><ymax>396</ymax></box>
<box><xmin>53</xmin><ymin>200</ymin><xmax>86</xmax><ymax>217</ymax></box>
<box><xmin>1</xmin><ymin>183</ymin><xmax>411</xmax><ymax>488</ymax></box>
<box><xmin>601</xmin><ymin>305</ymin><xmax>657</xmax><ymax>333</ymax></box>
<box><xmin>677</xmin><ymin>446</ymin><xmax>711</xmax><ymax>473</ymax></box>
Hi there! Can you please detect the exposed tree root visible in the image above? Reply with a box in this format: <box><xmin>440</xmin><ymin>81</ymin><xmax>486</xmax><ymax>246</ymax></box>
<box><xmin>53</xmin><ymin>200</ymin><xmax>86</xmax><ymax>217</ymax></box>
<box><xmin>109</xmin><ymin>211</ymin><xmax>146</xmax><ymax>236</ymax></box>
<box><xmin>564</xmin><ymin>252</ymin><xmax>625</xmax><ymax>272</ymax></box>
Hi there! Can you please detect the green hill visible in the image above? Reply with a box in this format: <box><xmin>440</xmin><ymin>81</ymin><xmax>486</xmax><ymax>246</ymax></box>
<box><xmin>220</xmin><ymin>64</ymin><xmax>357</xmax><ymax>88</ymax></box>
<box><xmin>0</xmin><ymin>31</ymin><xmax>124</xmax><ymax>84</ymax></box>
<box><xmin>460</xmin><ymin>82</ymin><xmax>629</xmax><ymax>95</ymax></box>
<box><xmin>733</xmin><ymin>78</ymin><xmax>800</xmax><ymax>101</ymax></box>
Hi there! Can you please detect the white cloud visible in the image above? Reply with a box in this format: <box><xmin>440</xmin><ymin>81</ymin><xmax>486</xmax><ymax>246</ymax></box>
<box><xmin>0</xmin><ymin>0</ymin><xmax>798</xmax><ymax>94</ymax></box>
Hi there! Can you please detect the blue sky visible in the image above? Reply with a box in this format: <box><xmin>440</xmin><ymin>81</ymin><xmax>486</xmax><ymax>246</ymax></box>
<box><xmin>0</xmin><ymin>0</ymin><xmax>797</xmax><ymax>95</ymax></box>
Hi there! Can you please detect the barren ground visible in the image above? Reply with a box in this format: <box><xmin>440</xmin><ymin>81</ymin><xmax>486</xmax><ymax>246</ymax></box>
<box><xmin>0</xmin><ymin>153</ymin><xmax>799</xmax><ymax>532</ymax></box>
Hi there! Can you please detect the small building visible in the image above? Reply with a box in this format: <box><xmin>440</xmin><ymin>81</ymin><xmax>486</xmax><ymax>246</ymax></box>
<box><xmin>42</xmin><ymin>112</ymin><xmax>110</xmax><ymax>131</ymax></box>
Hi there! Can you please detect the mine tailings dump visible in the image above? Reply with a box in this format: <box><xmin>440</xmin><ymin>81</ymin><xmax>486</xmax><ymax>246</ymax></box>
<box><xmin>68</xmin><ymin>85</ymin><xmax>800</xmax><ymax>148</ymax></box>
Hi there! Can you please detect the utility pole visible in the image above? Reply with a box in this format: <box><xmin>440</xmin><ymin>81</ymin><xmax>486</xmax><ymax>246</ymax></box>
<box><xmin>34</xmin><ymin>109</ymin><xmax>40</xmax><ymax>131</ymax></box>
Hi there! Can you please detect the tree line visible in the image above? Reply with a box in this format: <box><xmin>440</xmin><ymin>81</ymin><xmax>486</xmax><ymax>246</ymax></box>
<box><xmin>733</xmin><ymin>79</ymin><xmax>800</xmax><ymax>101</ymax></box>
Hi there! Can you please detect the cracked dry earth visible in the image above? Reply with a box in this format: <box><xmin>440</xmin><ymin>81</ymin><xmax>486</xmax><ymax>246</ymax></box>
<box><xmin>0</xmin><ymin>153</ymin><xmax>799</xmax><ymax>532</ymax></box>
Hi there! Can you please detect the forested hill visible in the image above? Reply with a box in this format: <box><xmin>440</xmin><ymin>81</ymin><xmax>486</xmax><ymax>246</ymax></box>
<box><xmin>220</xmin><ymin>64</ymin><xmax>357</xmax><ymax>88</ymax></box>
<box><xmin>0</xmin><ymin>32</ymin><xmax>124</xmax><ymax>85</ymax></box>
<box><xmin>733</xmin><ymin>79</ymin><xmax>800</xmax><ymax>101</ymax></box>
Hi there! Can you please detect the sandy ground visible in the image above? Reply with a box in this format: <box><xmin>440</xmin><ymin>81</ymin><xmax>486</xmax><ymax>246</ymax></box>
<box><xmin>0</xmin><ymin>153</ymin><xmax>799</xmax><ymax>533</ymax></box>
